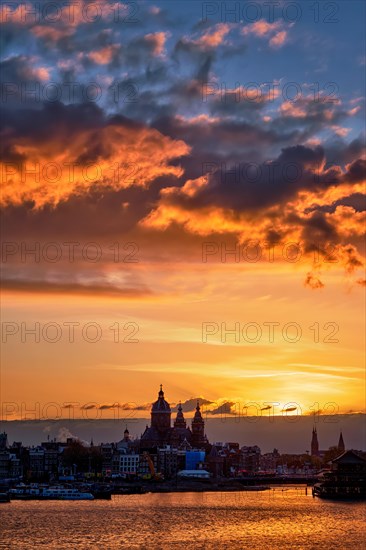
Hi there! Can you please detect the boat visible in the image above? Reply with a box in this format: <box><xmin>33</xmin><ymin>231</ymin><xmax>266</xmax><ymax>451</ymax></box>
<box><xmin>42</xmin><ymin>487</ymin><xmax>94</xmax><ymax>500</ymax></box>
<box><xmin>312</xmin><ymin>450</ymin><xmax>366</xmax><ymax>500</ymax></box>
<box><xmin>9</xmin><ymin>484</ymin><xmax>94</xmax><ymax>500</ymax></box>
<box><xmin>9</xmin><ymin>484</ymin><xmax>40</xmax><ymax>499</ymax></box>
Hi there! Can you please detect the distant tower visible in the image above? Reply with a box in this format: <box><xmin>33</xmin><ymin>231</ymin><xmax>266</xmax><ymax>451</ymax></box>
<box><xmin>338</xmin><ymin>431</ymin><xmax>345</xmax><ymax>453</ymax></box>
<box><xmin>174</xmin><ymin>402</ymin><xmax>187</xmax><ymax>429</ymax></box>
<box><xmin>123</xmin><ymin>427</ymin><xmax>130</xmax><ymax>442</ymax></box>
<box><xmin>151</xmin><ymin>385</ymin><xmax>171</xmax><ymax>435</ymax></box>
<box><xmin>311</xmin><ymin>426</ymin><xmax>319</xmax><ymax>456</ymax></box>
<box><xmin>191</xmin><ymin>401</ymin><xmax>205</xmax><ymax>448</ymax></box>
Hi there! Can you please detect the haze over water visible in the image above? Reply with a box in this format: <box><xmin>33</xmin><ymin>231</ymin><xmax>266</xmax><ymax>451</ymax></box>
<box><xmin>1</xmin><ymin>490</ymin><xmax>365</xmax><ymax>549</ymax></box>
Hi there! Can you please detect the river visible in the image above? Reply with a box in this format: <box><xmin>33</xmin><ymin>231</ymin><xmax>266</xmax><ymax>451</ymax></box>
<box><xmin>1</xmin><ymin>488</ymin><xmax>365</xmax><ymax>549</ymax></box>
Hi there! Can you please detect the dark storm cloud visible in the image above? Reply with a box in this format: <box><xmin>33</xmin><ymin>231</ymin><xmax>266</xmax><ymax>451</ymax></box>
<box><xmin>0</xmin><ymin>101</ymin><xmax>105</xmax><ymax>152</ymax></box>
<box><xmin>0</xmin><ymin>55</ymin><xmax>44</xmax><ymax>83</ymax></box>
<box><xmin>341</xmin><ymin>158</ymin><xmax>366</xmax><ymax>183</ymax></box>
<box><xmin>98</xmin><ymin>403</ymin><xmax>151</xmax><ymax>411</ymax></box>
<box><xmin>153</xmin><ymin>115</ymin><xmax>286</xmax><ymax>158</ymax></box>
<box><xmin>324</xmin><ymin>135</ymin><xmax>366</xmax><ymax>167</ymax></box>
<box><xmin>300</xmin><ymin>211</ymin><xmax>339</xmax><ymax>252</ymax></box>
<box><xmin>207</xmin><ymin>401</ymin><xmax>237</xmax><ymax>415</ymax></box>
<box><xmin>171</xmin><ymin>398</ymin><xmax>214</xmax><ymax>412</ymax></box>
<box><xmin>147</xmin><ymin>144</ymin><xmax>328</xmax><ymax>213</ymax></box>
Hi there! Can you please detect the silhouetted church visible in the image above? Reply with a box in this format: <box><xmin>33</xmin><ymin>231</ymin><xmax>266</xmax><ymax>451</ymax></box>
<box><xmin>311</xmin><ymin>426</ymin><xmax>345</xmax><ymax>457</ymax></box>
<box><xmin>140</xmin><ymin>386</ymin><xmax>208</xmax><ymax>450</ymax></box>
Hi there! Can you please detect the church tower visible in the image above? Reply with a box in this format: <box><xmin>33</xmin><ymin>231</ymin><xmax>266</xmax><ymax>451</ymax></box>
<box><xmin>151</xmin><ymin>385</ymin><xmax>171</xmax><ymax>434</ymax></box>
<box><xmin>311</xmin><ymin>426</ymin><xmax>319</xmax><ymax>456</ymax></box>
<box><xmin>191</xmin><ymin>401</ymin><xmax>205</xmax><ymax>448</ymax></box>
<box><xmin>174</xmin><ymin>402</ymin><xmax>187</xmax><ymax>429</ymax></box>
<box><xmin>338</xmin><ymin>431</ymin><xmax>345</xmax><ymax>453</ymax></box>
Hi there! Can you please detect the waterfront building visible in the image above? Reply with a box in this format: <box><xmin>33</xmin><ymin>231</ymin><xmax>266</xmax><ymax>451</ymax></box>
<box><xmin>112</xmin><ymin>450</ymin><xmax>140</xmax><ymax>476</ymax></box>
<box><xmin>0</xmin><ymin>450</ymin><xmax>22</xmax><ymax>480</ymax></box>
<box><xmin>28</xmin><ymin>447</ymin><xmax>46</xmax><ymax>479</ymax></box>
<box><xmin>313</xmin><ymin>450</ymin><xmax>366</xmax><ymax>499</ymax></box>
<box><xmin>157</xmin><ymin>446</ymin><xmax>186</xmax><ymax>478</ymax></box>
<box><xmin>185</xmin><ymin>450</ymin><xmax>205</xmax><ymax>471</ymax></box>
<box><xmin>241</xmin><ymin>445</ymin><xmax>261</xmax><ymax>473</ymax></box>
<box><xmin>0</xmin><ymin>451</ymin><xmax>10</xmax><ymax>479</ymax></box>
<box><xmin>260</xmin><ymin>448</ymin><xmax>280</xmax><ymax>473</ymax></box>
<box><xmin>100</xmin><ymin>443</ymin><xmax>114</xmax><ymax>476</ymax></box>
<box><xmin>206</xmin><ymin>444</ymin><xmax>224</xmax><ymax>478</ymax></box>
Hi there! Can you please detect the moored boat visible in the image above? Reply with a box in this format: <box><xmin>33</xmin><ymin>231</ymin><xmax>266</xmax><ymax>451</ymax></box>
<box><xmin>9</xmin><ymin>484</ymin><xmax>94</xmax><ymax>500</ymax></box>
<box><xmin>43</xmin><ymin>487</ymin><xmax>94</xmax><ymax>500</ymax></box>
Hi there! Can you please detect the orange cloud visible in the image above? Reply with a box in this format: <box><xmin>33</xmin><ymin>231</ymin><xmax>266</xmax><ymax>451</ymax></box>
<box><xmin>0</xmin><ymin>116</ymin><xmax>190</xmax><ymax>207</ymax></box>
<box><xmin>182</xmin><ymin>23</ymin><xmax>232</xmax><ymax>51</ymax></box>
<box><xmin>243</xmin><ymin>20</ymin><xmax>289</xmax><ymax>48</ymax></box>
<box><xmin>243</xmin><ymin>20</ymin><xmax>282</xmax><ymax>37</ymax></box>
<box><xmin>88</xmin><ymin>45</ymin><xmax>119</xmax><ymax>65</ymax></box>
<box><xmin>269</xmin><ymin>31</ymin><xmax>288</xmax><ymax>48</ymax></box>
<box><xmin>331</xmin><ymin>125</ymin><xmax>351</xmax><ymax>138</ymax></box>
<box><xmin>140</xmin><ymin>161</ymin><xmax>365</xmax><ymax>286</ymax></box>
<box><xmin>31</xmin><ymin>25</ymin><xmax>73</xmax><ymax>42</ymax></box>
<box><xmin>280</xmin><ymin>101</ymin><xmax>307</xmax><ymax>118</ymax></box>
<box><xmin>144</xmin><ymin>32</ymin><xmax>170</xmax><ymax>57</ymax></box>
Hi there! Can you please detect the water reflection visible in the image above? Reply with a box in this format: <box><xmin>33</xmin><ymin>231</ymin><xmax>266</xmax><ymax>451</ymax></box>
<box><xmin>1</xmin><ymin>489</ymin><xmax>365</xmax><ymax>549</ymax></box>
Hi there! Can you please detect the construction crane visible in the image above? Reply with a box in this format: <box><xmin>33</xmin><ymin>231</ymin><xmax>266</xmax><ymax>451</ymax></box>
<box><xmin>142</xmin><ymin>452</ymin><xmax>163</xmax><ymax>481</ymax></box>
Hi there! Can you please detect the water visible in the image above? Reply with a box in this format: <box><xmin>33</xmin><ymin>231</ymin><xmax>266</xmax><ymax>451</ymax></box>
<box><xmin>1</xmin><ymin>488</ymin><xmax>365</xmax><ymax>549</ymax></box>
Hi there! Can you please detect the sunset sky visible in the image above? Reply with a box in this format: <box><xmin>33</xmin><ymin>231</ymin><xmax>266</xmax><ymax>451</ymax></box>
<box><xmin>1</xmin><ymin>0</ymin><xmax>365</xmax><ymax>423</ymax></box>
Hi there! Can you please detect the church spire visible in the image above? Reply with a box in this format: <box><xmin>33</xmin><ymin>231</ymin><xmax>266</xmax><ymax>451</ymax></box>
<box><xmin>338</xmin><ymin>431</ymin><xmax>345</xmax><ymax>452</ymax></box>
<box><xmin>194</xmin><ymin>400</ymin><xmax>202</xmax><ymax>419</ymax></box>
<box><xmin>311</xmin><ymin>425</ymin><xmax>319</xmax><ymax>456</ymax></box>
<box><xmin>174</xmin><ymin>401</ymin><xmax>186</xmax><ymax>429</ymax></box>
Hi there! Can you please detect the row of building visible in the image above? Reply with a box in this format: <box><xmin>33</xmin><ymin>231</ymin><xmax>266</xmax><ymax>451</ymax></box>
<box><xmin>0</xmin><ymin>387</ymin><xmax>358</xmax><ymax>481</ymax></box>
<box><xmin>0</xmin><ymin>432</ymin><xmax>315</xmax><ymax>481</ymax></box>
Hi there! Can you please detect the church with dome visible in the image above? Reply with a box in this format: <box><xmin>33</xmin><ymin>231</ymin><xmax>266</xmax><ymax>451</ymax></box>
<box><xmin>140</xmin><ymin>385</ymin><xmax>208</xmax><ymax>450</ymax></box>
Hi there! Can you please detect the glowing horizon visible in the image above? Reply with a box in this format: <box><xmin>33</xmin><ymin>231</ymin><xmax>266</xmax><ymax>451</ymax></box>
<box><xmin>1</xmin><ymin>0</ymin><xmax>365</xmax><ymax>426</ymax></box>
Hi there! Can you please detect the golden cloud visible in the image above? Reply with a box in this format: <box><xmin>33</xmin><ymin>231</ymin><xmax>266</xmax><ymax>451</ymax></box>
<box><xmin>1</xmin><ymin>119</ymin><xmax>190</xmax><ymax>208</ymax></box>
